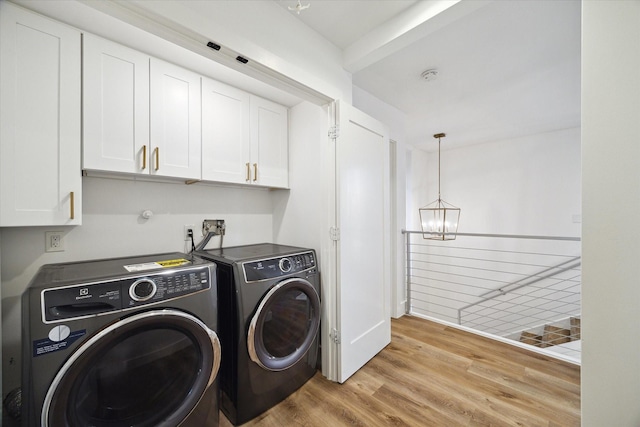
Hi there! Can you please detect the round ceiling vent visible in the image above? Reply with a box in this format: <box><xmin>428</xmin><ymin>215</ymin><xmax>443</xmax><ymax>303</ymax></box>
<box><xmin>421</xmin><ymin>69</ymin><xmax>438</xmax><ymax>82</ymax></box>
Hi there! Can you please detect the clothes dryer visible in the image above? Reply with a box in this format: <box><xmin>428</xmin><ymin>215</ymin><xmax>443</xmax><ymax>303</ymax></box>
<box><xmin>194</xmin><ymin>243</ymin><xmax>321</xmax><ymax>425</ymax></box>
<box><xmin>21</xmin><ymin>253</ymin><xmax>221</xmax><ymax>427</ymax></box>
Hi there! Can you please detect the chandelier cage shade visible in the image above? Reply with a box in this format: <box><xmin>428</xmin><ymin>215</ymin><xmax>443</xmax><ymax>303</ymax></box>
<box><xmin>419</xmin><ymin>199</ymin><xmax>461</xmax><ymax>240</ymax></box>
<box><xmin>419</xmin><ymin>133</ymin><xmax>461</xmax><ymax>240</ymax></box>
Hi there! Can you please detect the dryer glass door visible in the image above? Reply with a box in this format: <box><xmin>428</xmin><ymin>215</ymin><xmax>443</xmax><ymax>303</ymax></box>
<box><xmin>42</xmin><ymin>309</ymin><xmax>221</xmax><ymax>427</ymax></box>
<box><xmin>248</xmin><ymin>278</ymin><xmax>320</xmax><ymax>371</ymax></box>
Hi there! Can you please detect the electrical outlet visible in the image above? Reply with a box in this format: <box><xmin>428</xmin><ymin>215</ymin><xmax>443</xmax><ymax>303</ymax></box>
<box><xmin>45</xmin><ymin>231</ymin><xmax>64</xmax><ymax>252</ymax></box>
<box><xmin>184</xmin><ymin>225</ymin><xmax>194</xmax><ymax>241</ymax></box>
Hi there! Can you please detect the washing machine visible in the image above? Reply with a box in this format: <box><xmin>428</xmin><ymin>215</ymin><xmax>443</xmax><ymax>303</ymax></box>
<box><xmin>21</xmin><ymin>252</ymin><xmax>222</xmax><ymax>427</ymax></box>
<box><xmin>194</xmin><ymin>243</ymin><xmax>321</xmax><ymax>425</ymax></box>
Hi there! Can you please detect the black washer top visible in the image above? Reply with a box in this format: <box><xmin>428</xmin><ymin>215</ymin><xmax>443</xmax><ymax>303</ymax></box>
<box><xmin>196</xmin><ymin>243</ymin><xmax>309</xmax><ymax>263</ymax></box>
<box><xmin>28</xmin><ymin>252</ymin><xmax>205</xmax><ymax>289</ymax></box>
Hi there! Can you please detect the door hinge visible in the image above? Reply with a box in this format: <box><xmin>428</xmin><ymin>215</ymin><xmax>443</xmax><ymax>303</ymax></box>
<box><xmin>330</xmin><ymin>328</ymin><xmax>341</xmax><ymax>344</ymax></box>
<box><xmin>328</xmin><ymin>125</ymin><xmax>339</xmax><ymax>140</ymax></box>
<box><xmin>329</xmin><ymin>227</ymin><xmax>340</xmax><ymax>241</ymax></box>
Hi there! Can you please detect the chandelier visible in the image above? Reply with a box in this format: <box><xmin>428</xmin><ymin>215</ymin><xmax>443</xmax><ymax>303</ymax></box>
<box><xmin>419</xmin><ymin>133</ymin><xmax>460</xmax><ymax>240</ymax></box>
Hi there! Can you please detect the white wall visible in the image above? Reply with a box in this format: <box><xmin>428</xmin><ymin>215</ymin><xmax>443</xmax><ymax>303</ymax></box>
<box><xmin>582</xmin><ymin>1</ymin><xmax>640</xmax><ymax>425</ymax></box>
<box><xmin>272</xmin><ymin>102</ymin><xmax>328</xmax><ymax>252</ymax></box>
<box><xmin>1</xmin><ymin>176</ymin><xmax>277</xmax><ymax>392</ymax></box>
<box><xmin>409</xmin><ymin>127</ymin><xmax>582</xmax><ymax>237</ymax></box>
<box><xmin>352</xmin><ymin>86</ymin><xmax>407</xmax><ymax>144</ymax></box>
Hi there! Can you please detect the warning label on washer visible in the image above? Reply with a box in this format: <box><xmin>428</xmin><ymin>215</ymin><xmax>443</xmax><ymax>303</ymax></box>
<box><xmin>124</xmin><ymin>258</ymin><xmax>190</xmax><ymax>272</ymax></box>
<box><xmin>157</xmin><ymin>258</ymin><xmax>190</xmax><ymax>268</ymax></box>
<box><xmin>33</xmin><ymin>329</ymin><xmax>86</xmax><ymax>357</ymax></box>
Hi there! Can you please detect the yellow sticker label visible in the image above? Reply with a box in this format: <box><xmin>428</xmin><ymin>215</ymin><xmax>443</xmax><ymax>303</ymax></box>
<box><xmin>157</xmin><ymin>258</ymin><xmax>190</xmax><ymax>268</ymax></box>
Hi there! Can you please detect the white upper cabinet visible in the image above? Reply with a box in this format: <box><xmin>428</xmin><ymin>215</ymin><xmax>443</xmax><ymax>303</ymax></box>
<box><xmin>83</xmin><ymin>34</ymin><xmax>286</xmax><ymax>186</ymax></box>
<box><xmin>83</xmin><ymin>36</ymin><xmax>201</xmax><ymax>180</ymax></box>
<box><xmin>202</xmin><ymin>79</ymin><xmax>289</xmax><ymax>188</ymax></box>
<box><xmin>83</xmin><ymin>34</ymin><xmax>149</xmax><ymax>174</ymax></box>
<box><xmin>250</xmin><ymin>96</ymin><xmax>289</xmax><ymax>188</ymax></box>
<box><xmin>0</xmin><ymin>3</ymin><xmax>82</xmax><ymax>226</ymax></box>
<box><xmin>201</xmin><ymin>77</ymin><xmax>251</xmax><ymax>184</ymax></box>
<box><xmin>150</xmin><ymin>58</ymin><xmax>201</xmax><ymax>180</ymax></box>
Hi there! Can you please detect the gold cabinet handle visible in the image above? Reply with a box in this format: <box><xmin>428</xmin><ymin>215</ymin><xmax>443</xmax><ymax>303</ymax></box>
<box><xmin>142</xmin><ymin>145</ymin><xmax>147</xmax><ymax>170</ymax></box>
<box><xmin>246</xmin><ymin>162</ymin><xmax>251</xmax><ymax>182</ymax></box>
<box><xmin>253</xmin><ymin>163</ymin><xmax>258</xmax><ymax>182</ymax></box>
<box><xmin>154</xmin><ymin>147</ymin><xmax>159</xmax><ymax>171</ymax></box>
<box><xmin>70</xmin><ymin>191</ymin><xmax>75</xmax><ymax>220</ymax></box>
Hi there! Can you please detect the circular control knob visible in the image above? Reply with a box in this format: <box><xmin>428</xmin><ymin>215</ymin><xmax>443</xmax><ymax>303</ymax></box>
<box><xmin>279</xmin><ymin>257</ymin><xmax>292</xmax><ymax>273</ymax></box>
<box><xmin>129</xmin><ymin>278</ymin><xmax>157</xmax><ymax>302</ymax></box>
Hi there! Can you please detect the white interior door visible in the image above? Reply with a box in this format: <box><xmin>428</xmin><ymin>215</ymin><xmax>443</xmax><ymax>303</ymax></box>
<box><xmin>336</xmin><ymin>101</ymin><xmax>391</xmax><ymax>383</ymax></box>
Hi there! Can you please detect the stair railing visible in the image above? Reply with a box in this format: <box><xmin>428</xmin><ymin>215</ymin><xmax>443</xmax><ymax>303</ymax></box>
<box><xmin>402</xmin><ymin>230</ymin><xmax>582</xmax><ymax>361</ymax></box>
<box><xmin>456</xmin><ymin>255</ymin><xmax>581</xmax><ymax>324</ymax></box>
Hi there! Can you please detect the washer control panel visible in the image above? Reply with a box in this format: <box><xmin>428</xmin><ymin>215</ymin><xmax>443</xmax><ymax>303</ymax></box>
<box><xmin>243</xmin><ymin>251</ymin><xmax>316</xmax><ymax>283</ymax></box>
<box><xmin>42</xmin><ymin>265</ymin><xmax>212</xmax><ymax>323</ymax></box>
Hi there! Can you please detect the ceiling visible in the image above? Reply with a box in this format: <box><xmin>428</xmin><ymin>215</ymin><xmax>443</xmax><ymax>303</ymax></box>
<box><xmin>275</xmin><ymin>0</ymin><xmax>581</xmax><ymax>151</ymax></box>
<box><xmin>275</xmin><ymin>0</ymin><xmax>419</xmax><ymax>49</ymax></box>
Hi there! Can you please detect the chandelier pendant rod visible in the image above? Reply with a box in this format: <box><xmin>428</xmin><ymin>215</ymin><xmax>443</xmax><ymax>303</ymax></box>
<box><xmin>434</xmin><ymin>132</ymin><xmax>445</xmax><ymax>201</ymax></box>
<box><xmin>438</xmin><ymin>135</ymin><xmax>441</xmax><ymax>200</ymax></box>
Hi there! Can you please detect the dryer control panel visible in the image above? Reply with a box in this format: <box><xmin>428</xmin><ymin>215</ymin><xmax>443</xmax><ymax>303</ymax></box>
<box><xmin>41</xmin><ymin>265</ymin><xmax>212</xmax><ymax>323</ymax></box>
<box><xmin>243</xmin><ymin>251</ymin><xmax>316</xmax><ymax>283</ymax></box>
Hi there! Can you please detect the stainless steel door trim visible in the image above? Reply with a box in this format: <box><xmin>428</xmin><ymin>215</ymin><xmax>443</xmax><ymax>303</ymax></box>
<box><xmin>41</xmin><ymin>308</ymin><xmax>221</xmax><ymax>426</ymax></box>
<box><xmin>247</xmin><ymin>278</ymin><xmax>321</xmax><ymax>371</ymax></box>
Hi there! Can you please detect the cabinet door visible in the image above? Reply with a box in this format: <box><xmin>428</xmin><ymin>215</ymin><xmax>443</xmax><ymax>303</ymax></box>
<box><xmin>0</xmin><ymin>3</ymin><xmax>82</xmax><ymax>226</ymax></box>
<box><xmin>150</xmin><ymin>58</ymin><xmax>201</xmax><ymax>180</ymax></box>
<box><xmin>250</xmin><ymin>96</ymin><xmax>289</xmax><ymax>188</ymax></box>
<box><xmin>201</xmin><ymin>78</ymin><xmax>251</xmax><ymax>184</ymax></box>
<box><xmin>83</xmin><ymin>34</ymin><xmax>150</xmax><ymax>174</ymax></box>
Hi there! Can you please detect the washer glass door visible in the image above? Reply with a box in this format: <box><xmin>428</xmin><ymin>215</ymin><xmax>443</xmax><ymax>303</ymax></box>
<box><xmin>43</xmin><ymin>309</ymin><xmax>221</xmax><ymax>427</ymax></box>
<box><xmin>248</xmin><ymin>278</ymin><xmax>320</xmax><ymax>371</ymax></box>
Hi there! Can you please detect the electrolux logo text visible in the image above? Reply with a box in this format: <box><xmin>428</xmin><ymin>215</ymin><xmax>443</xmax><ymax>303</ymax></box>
<box><xmin>76</xmin><ymin>287</ymin><xmax>92</xmax><ymax>300</ymax></box>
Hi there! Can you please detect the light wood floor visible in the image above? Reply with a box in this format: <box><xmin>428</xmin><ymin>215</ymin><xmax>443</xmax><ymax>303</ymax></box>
<box><xmin>221</xmin><ymin>316</ymin><xmax>581</xmax><ymax>426</ymax></box>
